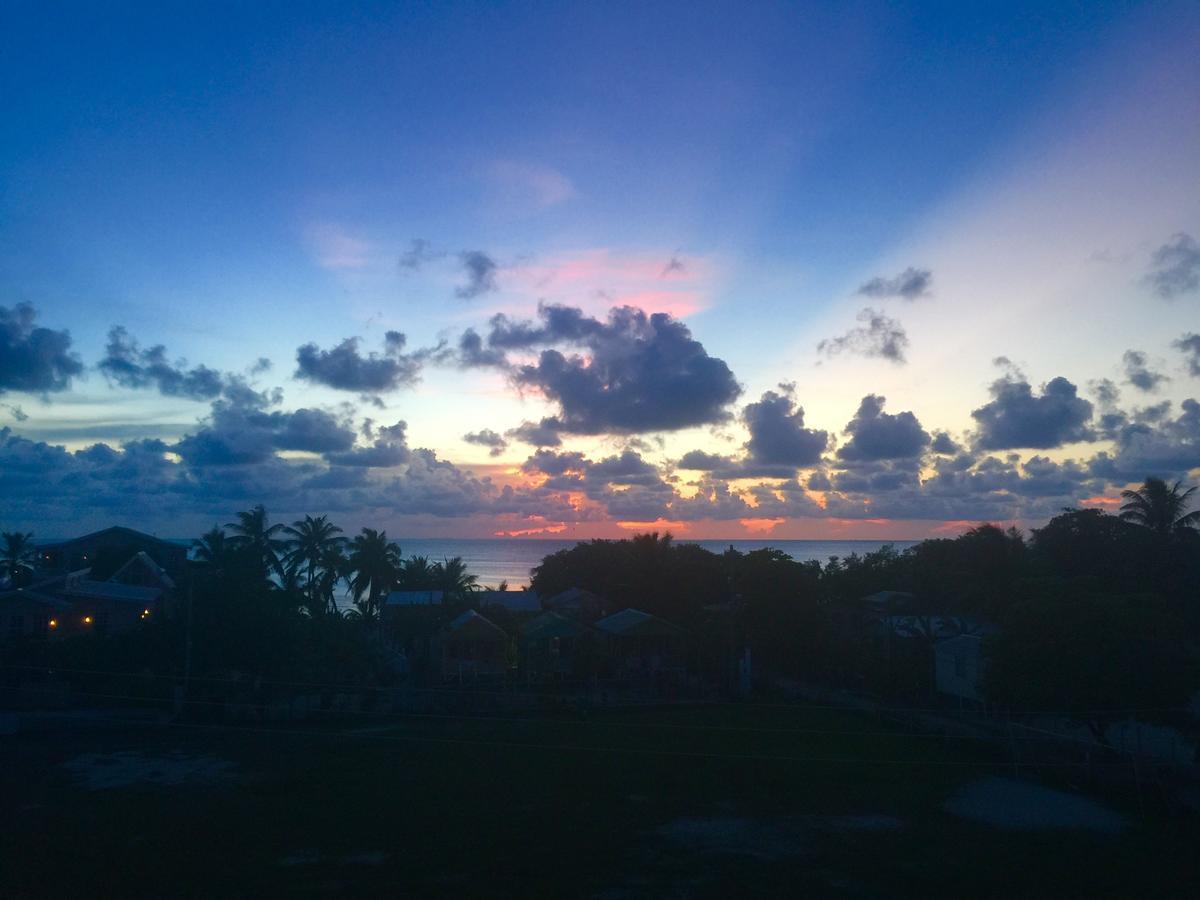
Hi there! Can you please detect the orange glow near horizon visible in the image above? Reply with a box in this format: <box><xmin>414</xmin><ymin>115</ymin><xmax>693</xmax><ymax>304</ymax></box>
<box><xmin>739</xmin><ymin>517</ymin><xmax>786</xmax><ymax>534</ymax></box>
<box><xmin>616</xmin><ymin>518</ymin><xmax>690</xmax><ymax>533</ymax></box>
<box><xmin>1081</xmin><ymin>495</ymin><xmax>1121</xmax><ymax>508</ymax></box>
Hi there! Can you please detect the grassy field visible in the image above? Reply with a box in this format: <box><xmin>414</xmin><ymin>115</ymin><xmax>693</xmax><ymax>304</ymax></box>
<box><xmin>2</xmin><ymin>702</ymin><xmax>1196</xmax><ymax>897</ymax></box>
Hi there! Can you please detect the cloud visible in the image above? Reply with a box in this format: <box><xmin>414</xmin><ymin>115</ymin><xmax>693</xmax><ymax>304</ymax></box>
<box><xmin>457</xmin><ymin>328</ymin><xmax>511</xmax><ymax>369</ymax></box>
<box><xmin>741</xmin><ymin>385</ymin><xmax>829</xmax><ymax>469</ymax></box>
<box><xmin>857</xmin><ymin>267</ymin><xmax>932</xmax><ymax>301</ymax></box>
<box><xmin>485</xmin><ymin>161</ymin><xmax>576</xmax><ymax>209</ymax></box>
<box><xmin>661</xmin><ymin>254</ymin><xmax>686</xmax><ymax>278</ymax></box>
<box><xmin>1174</xmin><ymin>333</ymin><xmax>1200</xmax><ymax>377</ymax></box>
<box><xmin>1089</xmin><ymin>398</ymin><xmax>1200</xmax><ymax>482</ymax></box>
<box><xmin>817</xmin><ymin>308</ymin><xmax>909</xmax><ymax>364</ymax></box>
<box><xmin>837</xmin><ymin>395</ymin><xmax>930</xmax><ymax>461</ymax></box>
<box><xmin>173</xmin><ymin>402</ymin><xmax>357</xmax><ymax>467</ymax></box>
<box><xmin>0</xmin><ymin>303</ymin><xmax>83</xmax><ymax>395</ymax></box>
<box><xmin>98</xmin><ymin>326</ymin><xmax>226</xmax><ymax>401</ymax></box>
<box><xmin>326</xmin><ymin>421</ymin><xmax>410</xmax><ymax>468</ymax></box>
<box><xmin>456</xmin><ymin>251</ymin><xmax>500</xmax><ymax>299</ymax></box>
<box><xmin>463</xmin><ymin>429</ymin><xmax>508</xmax><ymax>457</ymax></box>
<box><xmin>1146</xmin><ymin>232</ymin><xmax>1199</xmax><ymax>299</ymax></box>
<box><xmin>295</xmin><ymin>331</ymin><xmax>427</xmax><ymax>394</ymax></box>
<box><xmin>930</xmin><ymin>431</ymin><xmax>960</xmax><ymax>455</ymax></box>
<box><xmin>505</xmin><ymin>418</ymin><xmax>564</xmax><ymax>447</ymax></box>
<box><xmin>305</xmin><ymin>222</ymin><xmax>371</xmax><ymax>270</ymax></box>
<box><xmin>398</xmin><ymin>238</ymin><xmax>444</xmax><ymax>270</ymax></box>
<box><xmin>506</xmin><ymin>304</ymin><xmax>741</xmax><ymax>435</ymax></box>
<box><xmin>971</xmin><ymin>372</ymin><xmax>1094</xmax><ymax>450</ymax></box>
<box><xmin>1122</xmin><ymin>349</ymin><xmax>1168</xmax><ymax>392</ymax></box>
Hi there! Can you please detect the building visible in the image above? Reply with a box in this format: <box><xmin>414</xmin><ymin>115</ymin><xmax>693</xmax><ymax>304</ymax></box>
<box><xmin>474</xmin><ymin>590</ymin><xmax>541</xmax><ymax>613</ymax></box>
<box><xmin>518</xmin><ymin>611</ymin><xmax>597</xmax><ymax>678</ymax></box>
<box><xmin>37</xmin><ymin>526</ymin><xmax>187</xmax><ymax>582</ymax></box>
<box><xmin>437</xmin><ymin>609</ymin><xmax>510</xmax><ymax>680</ymax></box>
<box><xmin>384</xmin><ymin>590</ymin><xmax>444</xmax><ymax>608</ymax></box>
<box><xmin>934</xmin><ymin>632</ymin><xmax>994</xmax><ymax>704</ymax></box>
<box><xmin>60</xmin><ymin>579</ymin><xmax>162</xmax><ymax>634</ymax></box>
<box><xmin>543</xmin><ymin>587</ymin><xmax>606</xmax><ymax>622</ymax></box>
<box><xmin>0</xmin><ymin>587</ymin><xmax>73</xmax><ymax>639</ymax></box>
<box><xmin>594</xmin><ymin>608</ymin><xmax>686</xmax><ymax>679</ymax></box>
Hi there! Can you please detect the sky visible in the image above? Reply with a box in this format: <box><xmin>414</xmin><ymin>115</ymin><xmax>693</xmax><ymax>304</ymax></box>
<box><xmin>2</xmin><ymin>0</ymin><xmax>1199</xmax><ymax>540</ymax></box>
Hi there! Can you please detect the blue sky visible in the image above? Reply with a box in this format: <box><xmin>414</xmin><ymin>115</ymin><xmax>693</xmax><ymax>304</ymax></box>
<box><xmin>2</xmin><ymin>1</ymin><xmax>1198</xmax><ymax>538</ymax></box>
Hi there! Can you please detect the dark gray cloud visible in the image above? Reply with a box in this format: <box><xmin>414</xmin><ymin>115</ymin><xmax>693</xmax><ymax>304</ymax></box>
<box><xmin>463</xmin><ymin>428</ymin><xmax>508</xmax><ymax>457</ymax></box>
<box><xmin>1174</xmin><ymin>333</ymin><xmax>1200</xmax><ymax>377</ymax></box>
<box><xmin>0</xmin><ymin>303</ymin><xmax>83</xmax><ymax>395</ymax></box>
<box><xmin>99</xmin><ymin>326</ymin><xmax>225</xmax><ymax>400</ymax></box>
<box><xmin>456</xmin><ymin>251</ymin><xmax>500</xmax><ymax>299</ymax></box>
<box><xmin>1146</xmin><ymin>232</ymin><xmax>1199</xmax><ymax>299</ymax></box>
<box><xmin>173</xmin><ymin>402</ymin><xmax>357</xmax><ymax>467</ymax></box>
<box><xmin>457</xmin><ymin>328</ymin><xmax>510</xmax><ymax>368</ymax></box>
<box><xmin>3</xmin><ymin>403</ymin><xmax>29</xmax><ymax>422</ymax></box>
<box><xmin>1122</xmin><ymin>349</ymin><xmax>1168</xmax><ymax>392</ymax></box>
<box><xmin>506</xmin><ymin>418</ymin><xmax>564</xmax><ymax>447</ymax></box>
<box><xmin>399</xmin><ymin>238</ymin><xmax>444</xmax><ymax>270</ymax></box>
<box><xmin>742</xmin><ymin>385</ymin><xmax>828</xmax><ymax>468</ymax></box>
<box><xmin>930</xmin><ymin>431</ymin><xmax>960</xmax><ymax>455</ymax></box>
<box><xmin>837</xmin><ymin>395</ymin><xmax>930</xmax><ymax>461</ymax></box>
<box><xmin>295</xmin><ymin>331</ymin><xmax>426</xmax><ymax>394</ymax></box>
<box><xmin>818</xmin><ymin>308</ymin><xmax>909</xmax><ymax>364</ymax></box>
<box><xmin>971</xmin><ymin>373</ymin><xmax>1094</xmax><ymax>450</ymax></box>
<box><xmin>661</xmin><ymin>254</ymin><xmax>686</xmax><ymax>277</ymax></box>
<box><xmin>1089</xmin><ymin>398</ymin><xmax>1200</xmax><ymax>483</ymax></box>
<box><xmin>508</xmin><ymin>305</ymin><xmax>741</xmax><ymax>435</ymax></box>
<box><xmin>326</xmin><ymin>421</ymin><xmax>409</xmax><ymax>468</ymax></box>
<box><xmin>857</xmin><ymin>266</ymin><xmax>932</xmax><ymax>301</ymax></box>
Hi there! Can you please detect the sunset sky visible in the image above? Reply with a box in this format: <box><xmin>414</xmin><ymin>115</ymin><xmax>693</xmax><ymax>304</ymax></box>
<box><xmin>2</xmin><ymin>1</ymin><xmax>1199</xmax><ymax>539</ymax></box>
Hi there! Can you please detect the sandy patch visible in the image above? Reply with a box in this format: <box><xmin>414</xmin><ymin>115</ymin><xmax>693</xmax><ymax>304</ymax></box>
<box><xmin>945</xmin><ymin>777</ymin><xmax>1124</xmax><ymax>833</ymax></box>
<box><xmin>63</xmin><ymin>750</ymin><xmax>236</xmax><ymax>790</ymax></box>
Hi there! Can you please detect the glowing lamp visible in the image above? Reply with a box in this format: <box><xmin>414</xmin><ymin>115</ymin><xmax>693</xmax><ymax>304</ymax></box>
<box><xmin>48</xmin><ymin>619</ymin><xmax>58</xmax><ymax>629</ymax></box>
<box><xmin>83</xmin><ymin>615</ymin><xmax>93</xmax><ymax>625</ymax></box>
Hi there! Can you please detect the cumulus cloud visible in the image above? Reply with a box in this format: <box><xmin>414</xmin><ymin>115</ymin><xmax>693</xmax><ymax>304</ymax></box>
<box><xmin>505</xmin><ymin>418</ymin><xmax>564</xmax><ymax>447</ymax></box>
<box><xmin>503</xmin><ymin>304</ymin><xmax>741</xmax><ymax>435</ymax></box>
<box><xmin>173</xmin><ymin>402</ymin><xmax>357</xmax><ymax>467</ymax></box>
<box><xmin>456</xmin><ymin>251</ymin><xmax>500</xmax><ymax>299</ymax></box>
<box><xmin>463</xmin><ymin>428</ymin><xmax>508</xmax><ymax>457</ymax></box>
<box><xmin>930</xmin><ymin>431</ymin><xmax>960</xmax><ymax>455</ymax></box>
<box><xmin>326</xmin><ymin>421</ymin><xmax>410</xmax><ymax>468</ymax></box>
<box><xmin>99</xmin><ymin>326</ymin><xmax>226</xmax><ymax>400</ymax></box>
<box><xmin>818</xmin><ymin>308</ymin><xmax>909</xmax><ymax>364</ymax></box>
<box><xmin>741</xmin><ymin>385</ymin><xmax>828</xmax><ymax>469</ymax></box>
<box><xmin>295</xmin><ymin>331</ymin><xmax>427</xmax><ymax>394</ymax></box>
<box><xmin>1174</xmin><ymin>333</ymin><xmax>1200</xmax><ymax>377</ymax></box>
<box><xmin>837</xmin><ymin>395</ymin><xmax>930</xmax><ymax>461</ymax></box>
<box><xmin>971</xmin><ymin>372</ymin><xmax>1094</xmax><ymax>450</ymax></box>
<box><xmin>1089</xmin><ymin>398</ymin><xmax>1200</xmax><ymax>482</ymax></box>
<box><xmin>0</xmin><ymin>303</ymin><xmax>83</xmax><ymax>395</ymax></box>
<box><xmin>1122</xmin><ymin>349</ymin><xmax>1168</xmax><ymax>392</ymax></box>
<box><xmin>457</xmin><ymin>328</ymin><xmax>509</xmax><ymax>368</ymax></box>
<box><xmin>857</xmin><ymin>266</ymin><xmax>932</xmax><ymax>301</ymax></box>
<box><xmin>1146</xmin><ymin>232</ymin><xmax>1199</xmax><ymax>299</ymax></box>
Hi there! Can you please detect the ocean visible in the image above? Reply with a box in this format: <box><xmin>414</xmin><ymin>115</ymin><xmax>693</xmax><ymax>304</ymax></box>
<box><xmin>369</xmin><ymin>538</ymin><xmax>918</xmax><ymax>589</ymax></box>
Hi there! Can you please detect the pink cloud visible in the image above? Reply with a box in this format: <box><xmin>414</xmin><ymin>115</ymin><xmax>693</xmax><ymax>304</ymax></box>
<box><xmin>304</xmin><ymin>222</ymin><xmax>372</xmax><ymax>270</ymax></box>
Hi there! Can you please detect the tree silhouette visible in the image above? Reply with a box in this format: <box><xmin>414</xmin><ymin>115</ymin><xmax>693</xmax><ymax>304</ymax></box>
<box><xmin>346</xmin><ymin>528</ymin><xmax>402</xmax><ymax>619</ymax></box>
<box><xmin>1119</xmin><ymin>477</ymin><xmax>1200</xmax><ymax>537</ymax></box>
<box><xmin>226</xmin><ymin>505</ymin><xmax>287</xmax><ymax>582</ymax></box>
<box><xmin>282</xmin><ymin>515</ymin><xmax>346</xmax><ymax>614</ymax></box>
<box><xmin>192</xmin><ymin>527</ymin><xmax>232</xmax><ymax>572</ymax></box>
<box><xmin>1</xmin><ymin>531</ymin><xmax>36</xmax><ymax>586</ymax></box>
<box><xmin>435</xmin><ymin>555</ymin><xmax>479</xmax><ymax>605</ymax></box>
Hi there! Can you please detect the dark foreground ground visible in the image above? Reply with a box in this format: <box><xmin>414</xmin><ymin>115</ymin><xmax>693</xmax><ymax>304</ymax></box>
<box><xmin>2</xmin><ymin>702</ymin><xmax>1196</xmax><ymax>897</ymax></box>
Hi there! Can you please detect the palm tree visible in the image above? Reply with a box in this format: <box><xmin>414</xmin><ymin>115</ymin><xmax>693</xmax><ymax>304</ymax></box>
<box><xmin>192</xmin><ymin>527</ymin><xmax>232</xmax><ymax>571</ymax></box>
<box><xmin>282</xmin><ymin>515</ymin><xmax>346</xmax><ymax>611</ymax></box>
<box><xmin>1</xmin><ymin>531</ymin><xmax>36</xmax><ymax>586</ymax></box>
<box><xmin>226</xmin><ymin>505</ymin><xmax>287</xmax><ymax>582</ymax></box>
<box><xmin>397</xmin><ymin>555</ymin><xmax>435</xmax><ymax>591</ymax></box>
<box><xmin>1119</xmin><ymin>477</ymin><xmax>1200</xmax><ymax>537</ymax></box>
<box><xmin>435</xmin><ymin>555</ymin><xmax>479</xmax><ymax>604</ymax></box>
<box><xmin>346</xmin><ymin>528</ymin><xmax>402</xmax><ymax>619</ymax></box>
